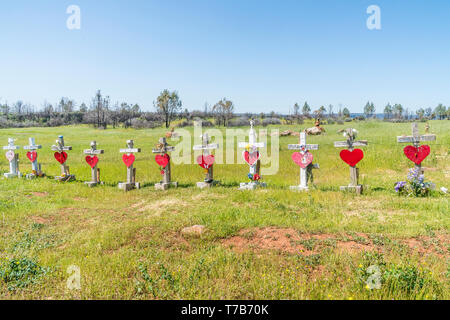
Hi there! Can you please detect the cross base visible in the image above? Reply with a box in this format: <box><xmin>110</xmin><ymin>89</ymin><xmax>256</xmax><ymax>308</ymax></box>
<box><xmin>290</xmin><ymin>185</ymin><xmax>310</xmax><ymax>192</ymax></box>
<box><xmin>239</xmin><ymin>181</ymin><xmax>267</xmax><ymax>190</ymax></box>
<box><xmin>26</xmin><ymin>171</ymin><xmax>45</xmax><ymax>180</ymax></box>
<box><xmin>55</xmin><ymin>174</ymin><xmax>76</xmax><ymax>182</ymax></box>
<box><xmin>4</xmin><ymin>172</ymin><xmax>21</xmax><ymax>179</ymax></box>
<box><xmin>85</xmin><ymin>181</ymin><xmax>104</xmax><ymax>188</ymax></box>
<box><xmin>118</xmin><ymin>182</ymin><xmax>140</xmax><ymax>192</ymax></box>
<box><xmin>340</xmin><ymin>185</ymin><xmax>363</xmax><ymax>195</ymax></box>
<box><xmin>197</xmin><ymin>180</ymin><xmax>219</xmax><ymax>189</ymax></box>
<box><xmin>155</xmin><ymin>181</ymin><xmax>178</xmax><ymax>190</ymax></box>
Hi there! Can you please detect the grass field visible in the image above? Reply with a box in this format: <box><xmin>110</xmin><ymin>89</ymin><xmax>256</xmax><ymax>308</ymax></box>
<box><xmin>0</xmin><ymin>120</ymin><xmax>448</xmax><ymax>300</ymax></box>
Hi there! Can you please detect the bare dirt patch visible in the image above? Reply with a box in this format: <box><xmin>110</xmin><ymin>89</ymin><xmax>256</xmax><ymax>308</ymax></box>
<box><xmin>31</xmin><ymin>216</ymin><xmax>50</xmax><ymax>224</ymax></box>
<box><xmin>222</xmin><ymin>227</ymin><xmax>449</xmax><ymax>257</ymax></box>
<box><xmin>135</xmin><ymin>198</ymin><xmax>188</xmax><ymax>214</ymax></box>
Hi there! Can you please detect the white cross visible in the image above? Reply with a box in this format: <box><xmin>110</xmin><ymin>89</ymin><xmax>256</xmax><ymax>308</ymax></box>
<box><xmin>83</xmin><ymin>141</ymin><xmax>104</xmax><ymax>186</ymax></box>
<box><xmin>288</xmin><ymin>132</ymin><xmax>319</xmax><ymax>190</ymax></box>
<box><xmin>152</xmin><ymin>137</ymin><xmax>176</xmax><ymax>186</ymax></box>
<box><xmin>51</xmin><ymin>135</ymin><xmax>72</xmax><ymax>153</ymax></box>
<box><xmin>334</xmin><ymin>128</ymin><xmax>368</xmax><ymax>151</ymax></box>
<box><xmin>24</xmin><ymin>137</ymin><xmax>42</xmax><ymax>174</ymax></box>
<box><xmin>238</xmin><ymin>120</ymin><xmax>266</xmax><ymax>175</ymax></box>
<box><xmin>193</xmin><ymin>133</ymin><xmax>219</xmax><ymax>155</ymax></box>
<box><xmin>334</xmin><ymin>128</ymin><xmax>368</xmax><ymax>192</ymax></box>
<box><xmin>3</xmin><ymin>138</ymin><xmax>21</xmax><ymax>178</ymax></box>
<box><xmin>193</xmin><ymin>133</ymin><xmax>219</xmax><ymax>183</ymax></box>
<box><xmin>119</xmin><ymin>140</ymin><xmax>141</xmax><ymax>191</ymax></box>
<box><xmin>51</xmin><ymin>135</ymin><xmax>73</xmax><ymax>179</ymax></box>
<box><xmin>397</xmin><ymin>123</ymin><xmax>436</xmax><ymax>147</ymax></box>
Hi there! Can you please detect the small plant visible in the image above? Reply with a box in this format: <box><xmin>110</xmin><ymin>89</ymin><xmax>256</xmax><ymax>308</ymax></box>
<box><xmin>0</xmin><ymin>257</ymin><xmax>49</xmax><ymax>291</ymax></box>
<box><xmin>394</xmin><ymin>167</ymin><xmax>435</xmax><ymax>197</ymax></box>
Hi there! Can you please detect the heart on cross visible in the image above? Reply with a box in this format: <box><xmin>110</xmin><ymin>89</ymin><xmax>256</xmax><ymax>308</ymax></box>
<box><xmin>155</xmin><ymin>154</ymin><xmax>170</xmax><ymax>168</ymax></box>
<box><xmin>197</xmin><ymin>155</ymin><xmax>215</xmax><ymax>169</ymax></box>
<box><xmin>292</xmin><ymin>152</ymin><xmax>313</xmax><ymax>169</ymax></box>
<box><xmin>340</xmin><ymin>149</ymin><xmax>364</xmax><ymax>167</ymax></box>
<box><xmin>403</xmin><ymin>145</ymin><xmax>430</xmax><ymax>165</ymax></box>
<box><xmin>54</xmin><ymin>152</ymin><xmax>68</xmax><ymax>165</ymax></box>
<box><xmin>5</xmin><ymin>151</ymin><xmax>15</xmax><ymax>162</ymax></box>
<box><xmin>122</xmin><ymin>154</ymin><xmax>135</xmax><ymax>168</ymax></box>
<box><xmin>26</xmin><ymin>151</ymin><xmax>37</xmax><ymax>162</ymax></box>
<box><xmin>243</xmin><ymin>150</ymin><xmax>260</xmax><ymax>166</ymax></box>
<box><xmin>85</xmin><ymin>155</ymin><xmax>99</xmax><ymax>169</ymax></box>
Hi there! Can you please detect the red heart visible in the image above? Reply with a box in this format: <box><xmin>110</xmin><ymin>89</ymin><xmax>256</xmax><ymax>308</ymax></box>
<box><xmin>197</xmin><ymin>155</ymin><xmax>215</xmax><ymax>169</ymax></box>
<box><xmin>340</xmin><ymin>149</ymin><xmax>364</xmax><ymax>167</ymax></box>
<box><xmin>292</xmin><ymin>152</ymin><xmax>314</xmax><ymax>169</ymax></box>
<box><xmin>155</xmin><ymin>154</ymin><xmax>170</xmax><ymax>168</ymax></box>
<box><xmin>27</xmin><ymin>151</ymin><xmax>37</xmax><ymax>162</ymax></box>
<box><xmin>403</xmin><ymin>145</ymin><xmax>430</xmax><ymax>165</ymax></box>
<box><xmin>85</xmin><ymin>156</ymin><xmax>99</xmax><ymax>169</ymax></box>
<box><xmin>54</xmin><ymin>152</ymin><xmax>68</xmax><ymax>165</ymax></box>
<box><xmin>122</xmin><ymin>154</ymin><xmax>135</xmax><ymax>168</ymax></box>
<box><xmin>243</xmin><ymin>151</ymin><xmax>260</xmax><ymax>166</ymax></box>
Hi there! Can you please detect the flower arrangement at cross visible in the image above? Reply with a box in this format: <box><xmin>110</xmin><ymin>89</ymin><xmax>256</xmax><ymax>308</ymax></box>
<box><xmin>394</xmin><ymin>167</ymin><xmax>435</xmax><ymax>197</ymax></box>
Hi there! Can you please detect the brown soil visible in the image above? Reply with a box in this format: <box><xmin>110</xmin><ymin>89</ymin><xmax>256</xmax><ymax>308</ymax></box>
<box><xmin>222</xmin><ymin>227</ymin><xmax>448</xmax><ymax>257</ymax></box>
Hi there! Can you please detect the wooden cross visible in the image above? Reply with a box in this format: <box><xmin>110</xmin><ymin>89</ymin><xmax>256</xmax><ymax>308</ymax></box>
<box><xmin>152</xmin><ymin>137</ymin><xmax>177</xmax><ymax>190</ymax></box>
<box><xmin>51</xmin><ymin>135</ymin><xmax>75</xmax><ymax>181</ymax></box>
<box><xmin>193</xmin><ymin>133</ymin><xmax>219</xmax><ymax>188</ymax></box>
<box><xmin>397</xmin><ymin>123</ymin><xmax>436</xmax><ymax>172</ymax></box>
<box><xmin>238</xmin><ymin>120</ymin><xmax>267</xmax><ymax>190</ymax></box>
<box><xmin>83</xmin><ymin>141</ymin><xmax>104</xmax><ymax>187</ymax></box>
<box><xmin>3</xmin><ymin>138</ymin><xmax>21</xmax><ymax>178</ymax></box>
<box><xmin>288</xmin><ymin>132</ymin><xmax>319</xmax><ymax>191</ymax></box>
<box><xmin>118</xmin><ymin>140</ymin><xmax>141</xmax><ymax>191</ymax></box>
<box><xmin>334</xmin><ymin>128</ymin><xmax>368</xmax><ymax>194</ymax></box>
<box><xmin>23</xmin><ymin>137</ymin><xmax>44</xmax><ymax>179</ymax></box>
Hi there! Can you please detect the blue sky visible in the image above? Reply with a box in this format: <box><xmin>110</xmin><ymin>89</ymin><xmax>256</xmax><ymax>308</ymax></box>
<box><xmin>1</xmin><ymin>0</ymin><xmax>449</xmax><ymax>113</ymax></box>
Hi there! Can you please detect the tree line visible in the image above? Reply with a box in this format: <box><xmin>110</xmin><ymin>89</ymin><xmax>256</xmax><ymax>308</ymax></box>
<box><xmin>0</xmin><ymin>92</ymin><xmax>448</xmax><ymax>129</ymax></box>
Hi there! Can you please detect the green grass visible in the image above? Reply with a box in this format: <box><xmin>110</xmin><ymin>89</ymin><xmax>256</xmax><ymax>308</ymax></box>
<box><xmin>0</xmin><ymin>120</ymin><xmax>448</xmax><ymax>300</ymax></box>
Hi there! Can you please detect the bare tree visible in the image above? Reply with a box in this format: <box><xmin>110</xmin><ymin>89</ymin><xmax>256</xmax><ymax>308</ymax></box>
<box><xmin>154</xmin><ymin>89</ymin><xmax>182</xmax><ymax>128</ymax></box>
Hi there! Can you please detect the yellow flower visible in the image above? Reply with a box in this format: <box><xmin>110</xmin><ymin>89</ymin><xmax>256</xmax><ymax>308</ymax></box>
<box><xmin>348</xmin><ymin>297</ymin><xmax>354</xmax><ymax>300</ymax></box>
<box><xmin>358</xmin><ymin>264</ymin><xmax>363</xmax><ymax>268</ymax></box>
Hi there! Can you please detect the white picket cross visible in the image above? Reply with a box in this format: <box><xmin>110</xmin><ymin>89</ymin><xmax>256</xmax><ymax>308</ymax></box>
<box><xmin>238</xmin><ymin>120</ymin><xmax>266</xmax><ymax>190</ymax></box>
<box><xmin>83</xmin><ymin>141</ymin><xmax>104</xmax><ymax>187</ymax></box>
<box><xmin>51</xmin><ymin>135</ymin><xmax>75</xmax><ymax>181</ymax></box>
<box><xmin>193</xmin><ymin>133</ymin><xmax>219</xmax><ymax>188</ymax></box>
<box><xmin>23</xmin><ymin>137</ymin><xmax>44</xmax><ymax>179</ymax></box>
<box><xmin>397</xmin><ymin>123</ymin><xmax>436</xmax><ymax>173</ymax></box>
<box><xmin>153</xmin><ymin>137</ymin><xmax>177</xmax><ymax>190</ymax></box>
<box><xmin>118</xmin><ymin>140</ymin><xmax>141</xmax><ymax>191</ymax></box>
<box><xmin>3</xmin><ymin>138</ymin><xmax>21</xmax><ymax>178</ymax></box>
<box><xmin>334</xmin><ymin>128</ymin><xmax>368</xmax><ymax>194</ymax></box>
<box><xmin>288</xmin><ymin>132</ymin><xmax>319</xmax><ymax>191</ymax></box>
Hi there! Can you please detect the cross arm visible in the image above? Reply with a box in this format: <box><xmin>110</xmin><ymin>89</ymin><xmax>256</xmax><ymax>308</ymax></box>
<box><xmin>334</xmin><ymin>140</ymin><xmax>368</xmax><ymax>148</ymax></box>
<box><xmin>120</xmin><ymin>148</ymin><xmax>141</xmax><ymax>153</ymax></box>
<box><xmin>193</xmin><ymin>143</ymin><xmax>219</xmax><ymax>151</ymax></box>
<box><xmin>288</xmin><ymin>144</ymin><xmax>319</xmax><ymax>150</ymax></box>
<box><xmin>397</xmin><ymin>135</ymin><xmax>436</xmax><ymax>143</ymax></box>
<box><xmin>84</xmin><ymin>149</ymin><xmax>104</xmax><ymax>155</ymax></box>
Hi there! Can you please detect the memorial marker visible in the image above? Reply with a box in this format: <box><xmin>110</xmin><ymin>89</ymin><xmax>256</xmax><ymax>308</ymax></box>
<box><xmin>334</xmin><ymin>128</ymin><xmax>368</xmax><ymax>194</ymax></box>
<box><xmin>238</xmin><ymin>120</ymin><xmax>267</xmax><ymax>190</ymax></box>
<box><xmin>288</xmin><ymin>131</ymin><xmax>319</xmax><ymax>191</ymax></box>
<box><xmin>153</xmin><ymin>137</ymin><xmax>177</xmax><ymax>190</ymax></box>
<box><xmin>3</xmin><ymin>138</ymin><xmax>21</xmax><ymax>178</ymax></box>
<box><xmin>118</xmin><ymin>140</ymin><xmax>141</xmax><ymax>191</ymax></box>
<box><xmin>83</xmin><ymin>141</ymin><xmax>104</xmax><ymax>187</ymax></box>
<box><xmin>397</xmin><ymin>123</ymin><xmax>436</xmax><ymax>174</ymax></box>
<box><xmin>24</xmin><ymin>137</ymin><xmax>44</xmax><ymax>179</ymax></box>
<box><xmin>193</xmin><ymin>133</ymin><xmax>219</xmax><ymax>188</ymax></box>
<box><xmin>51</xmin><ymin>135</ymin><xmax>75</xmax><ymax>181</ymax></box>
